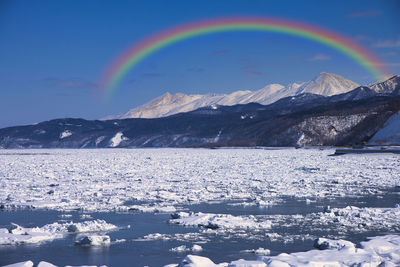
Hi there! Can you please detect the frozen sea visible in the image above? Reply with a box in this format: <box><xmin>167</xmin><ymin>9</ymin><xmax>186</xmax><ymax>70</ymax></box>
<box><xmin>0</xmin><ymin>148</ymin><xmax>399</xmax><ymax>266</ymax></box>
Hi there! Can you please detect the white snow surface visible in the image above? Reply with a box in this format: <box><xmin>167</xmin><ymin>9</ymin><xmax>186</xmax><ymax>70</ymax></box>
<box><xmin>0</xmin><ymin>220</ymin><xmax>116</xmax><ymax>245</ymax></box>
<box><xmin>108</xmin><ymin>132</ymin><xmax>128</xmax><ymax>147</ymax></box>
<box><xmin>369</xmin><ymin>111</ymin><xmax>400</xmax><ymax>145</ymax></box>
<box><xmin>0</xmin><ymin>148</ymin><xmax>399</xmax><ymax>212</ymax></box>
<box><xmin>104</xmin><ymin>73</ymin><xmax>358</xmax><ymax>120</ymax></box>
<box><xmin>59</xmin><ymin>130</ymin><xmax>72</xmax><ymax>139</ymax></box>
<box><xmin>166</xmin><ymin>235</ymin><xmax>400</xmax><ymax>267</ymax></box>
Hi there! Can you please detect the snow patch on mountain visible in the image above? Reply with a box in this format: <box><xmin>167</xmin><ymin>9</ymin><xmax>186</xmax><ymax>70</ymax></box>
<box><xmin>59</xmin><ymin>130</ymin><xmax>72</xmax><ymax>139</ymax></box>
<box><xmin>109</xmin><ymin>132</ymin><xmax>128</xmax><ymax>147</ymax></box>
<box><xmin>104</xmin><ymin>73</ymin><xmax>358</xmax><ymax>120</ymax></box>
<box><xmin>369</xmin><ymin>75</ymin><xmax>400</xmax><ymax>95</ymax></box>
<box><xmin>369</xmin><ymin>111</ymin><xmax>400</xmax><ymax>145</ymax></box>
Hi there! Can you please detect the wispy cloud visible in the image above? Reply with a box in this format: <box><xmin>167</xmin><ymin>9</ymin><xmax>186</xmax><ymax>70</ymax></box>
<box><xmin>43</xmin><ymin>77</ymin><xmax>99</xmax><ymax>90</ymax></box>
<box><xmin>308</xmin><ymin>54</ymin><xmax>331</xmax><ymax>61</ymax></box>
<box><xmin>141</xmin><ymin>72</ymin><xmax>164</xmax><ymax>78</ymax></box>
<box><xmin>213</xmin><ymin>49</ymin><xmax>229</xmax><ymax>56</ymax></box>
<box><xmin>353</xmin><ymin>34</ymin><xmax>372</xmax><ymax>42</ymax></box>
<box><xmin>347</xmin><ymin>10</ymin><xmax>382</xmax><ymax>18</ymax></box>
<box><xmin>373</xmin><ymin>38</ymin><xmax>400</xmax><ymax>48</ymax></box>
<box><xmin>244</xmin><ymin>71</ymin><xmax>263</xmax><ymax>77</ymax></box>
<box><xmin>381</xmin><ymin>51</ymin><xmax>397</xmax><ymax>56</ymax></box>
<box><xmin>186</xmin><ymin>67</ymin><xmax>206</xmax><ymax>72</ymax></box>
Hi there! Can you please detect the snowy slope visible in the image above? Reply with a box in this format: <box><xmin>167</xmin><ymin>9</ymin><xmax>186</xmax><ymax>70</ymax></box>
<box><xmin>105</xmin><ymin>72</ymin><xmax>359</xmax><ymax>120</ymax></box>
<box><xmin>369</xmin><ymin>75</ymin><xmax>400</xmax><ymax>95</ymax></box>
<box><xmin>369</xmin><ymin>111</ymin><xmax>400</xmax><ymax>145</ymax></box>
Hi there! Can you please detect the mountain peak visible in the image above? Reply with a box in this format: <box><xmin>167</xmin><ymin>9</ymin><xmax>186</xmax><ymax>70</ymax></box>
<box><xmin>296</xmin><ymin>72</ymin><xmax>359</xmax><ymax>96</ymax></box>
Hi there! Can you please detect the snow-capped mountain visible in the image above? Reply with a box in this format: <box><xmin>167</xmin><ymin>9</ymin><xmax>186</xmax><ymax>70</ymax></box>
<box><xmin>295</xmin><ymin>72</ymin><xmax>359</xmax><ymax>96</ymax></box>
<box><xmin>105</xmin><ymin>72</ymin><xmax>359</xmax><ymax>120</ymax></box>
<box><xmin>369</xmin><ymin>75</ymin><xmax>400</xmax><ymax>95</ymax></box>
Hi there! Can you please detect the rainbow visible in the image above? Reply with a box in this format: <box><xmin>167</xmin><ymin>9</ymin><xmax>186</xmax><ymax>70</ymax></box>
<box><xmin>101</xmin><ymin>17</ymin><xmax>389</xmax><ymax>98</ymax></box>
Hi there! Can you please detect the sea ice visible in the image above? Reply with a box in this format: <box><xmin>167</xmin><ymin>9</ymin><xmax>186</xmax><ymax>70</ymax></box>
<box><xmin>169</xmin><ymin>212</ymin><xmax>272</xmax><ymax>230</ymax></box>
<box><xmin>2</xmin><ymin>261</ymin><xmax>34</xmax><ymax>267</ymax></box>
<box><xmin>167</xmin><ymin>235</ymin><xmax>400</xmax><ymax>266</ymax></box>
<box><xmin>170</xmin><ymin>244</ymin><xmax>203</xmax><ymax>253</ymax></box>
<box><xmin>0</xmin><ymin>219</ymin><xmax>116</xmax><ymax>245</ymax></box>
<box><xmin>75</xmin><ymin>235</ymin><xmax>111</xmax><ymax>246</ymax></box>
<box><xmin>313</xmin><ymin>237</ymin><xmax>355</xmax><ymax>250</ymax></box>
<box><xmin>1</xmin><ymin>148</ymin><xmax>399</xmax><ymax>213</ymax></box>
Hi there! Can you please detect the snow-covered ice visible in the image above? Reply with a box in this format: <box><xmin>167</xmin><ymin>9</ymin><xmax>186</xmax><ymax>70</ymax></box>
<box><xmin>75</xmin><ymin>235</ymin><xmax>111</xmax><ymax>246</ymax></box>
<box><xmin>170</xmin><ymin>244</ymin><xmax>203</xmax><ymax>253</ymax></box>
<box><xmin>166</xmin><ymin>235</ymin><xmax>400</xmax><ymax>266</ymax></box>
<box><xmin>169</xmin><ymin>212</ymin><xmax>272</xmax><ymax>230</ymax></box>
<box><xmin>0</xmin><ymin>219</ymin><xmax>116</xmax><ymax>245</ymax></box>
<box><xmin>0</xmin><ymin>148</ymin><xmax>399</xmax><ymax>266</ymax></box>
<box><xmin>1</xmin><ymin>148</ymin><xmax>399</xmax><ymax>213</ymax></box>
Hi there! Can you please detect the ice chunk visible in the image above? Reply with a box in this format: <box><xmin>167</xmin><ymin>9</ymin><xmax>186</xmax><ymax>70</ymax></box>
<box><xmin>75</xmin><ymin>235</ymin><xmax>111</xmax><ymax>246</ymax></box>
<box><xmin>177</xmin><ymin>255</ymin><xmax>218</xmax><ymax>267</ymax></box>
<box><xmin>314</xmin><ymin>238</ymin><xmax>355</xmax><ymax>250</ymax></box>
<box><xmin>66</xmin><ymin>220</ymin><xmax>116</xmax><ymax>233</ymax></box>
<box><xmin>170</xmin><ymin>212</ymin><xmax>271</xmax><ymax>230</ymax></box>
<box><xmin>170</xmin><ymin>245</ymin><xmax>190</xmax><ymax>252</ymax></box>
<box><xmin>243</xmin><ymin>248</ymin><xmax>270</xmax><ymax>255</ymax></box>
<box><xmin>191</xmin><ymin>244</ymin><xmax>203</xmax><ymax>252</ymax></box>
<box><xmin>37</xmin><ymin>262</ymin><xmax>57</xmax><ymax>267</ymax></box>
<box><xmin>2</xmin><ymin>262</ymin><xmax>34</xmax><ymax>267</ymax></box>
<box><xmin>0</xmin><ymin>220</ymin><xmax>116</xmax><ymax>245</ymax></box>
<box><xmin>170</xmin><ymin>244</ymin><xmax>203</xmax><ymax>253</ymax></box>
<box><xmin>167</xmin><ymin>235</ymin><xmax>400</xmax><ymax>267</ymax></box>
<box><xmin>228</xmin><ymin>259</ymin><xmax>266</xmax><ymax>267</ymax></box>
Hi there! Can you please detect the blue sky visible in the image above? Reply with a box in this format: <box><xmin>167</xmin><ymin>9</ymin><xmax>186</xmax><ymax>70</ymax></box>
<box><xmin>0</xmin><ymin>0</ymin><xmax>399</xmax><ymax>127</ymax></box>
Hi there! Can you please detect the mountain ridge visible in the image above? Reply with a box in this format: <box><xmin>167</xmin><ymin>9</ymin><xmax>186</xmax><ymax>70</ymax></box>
<box><xmin>104</xmin><ymin>72</ymin><xmax>359</xmax><ymax>120</ymax></box>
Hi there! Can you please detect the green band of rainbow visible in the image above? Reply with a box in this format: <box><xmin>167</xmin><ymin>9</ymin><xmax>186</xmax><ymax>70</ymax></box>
<box><xmin>101</xmin><ymin>17</ymin><xmax>389</xmax><ymax>98</ymax></box>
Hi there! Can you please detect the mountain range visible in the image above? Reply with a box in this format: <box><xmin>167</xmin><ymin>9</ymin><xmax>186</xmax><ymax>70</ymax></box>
<box><xmin>1</xmin><ymin>74</ymin><xmax>399</xmax><ymax>148</ymax></box>
<box><xmin>104</xmin><ymin>72</ymin><xmax>359</xmax><ymax>120</ymax></box>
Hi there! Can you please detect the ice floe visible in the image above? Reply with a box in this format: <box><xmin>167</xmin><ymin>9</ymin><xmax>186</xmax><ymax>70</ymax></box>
<box><xmin>75</xmin><ymin>235</ymin><xmax>111</xmax><ymax>246</ymax></box>
<box><xmin>170</xmin><ymin>244</ymin><xmax>203</xmax><ymax>253</ymax></box>
<box><xmin>242</xmin><ymin>248</ymin><xmax>271</xmax><ymax>255</ymax></box>
<box><xmin>169</xmin><ymin>212</ymin><xmax>272</xmax><ymax>230</ymax></box>
<box><xmin>0</xmin><ymin>219</ymin><xmax>116</xmax><ymax>245</ymax></box>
